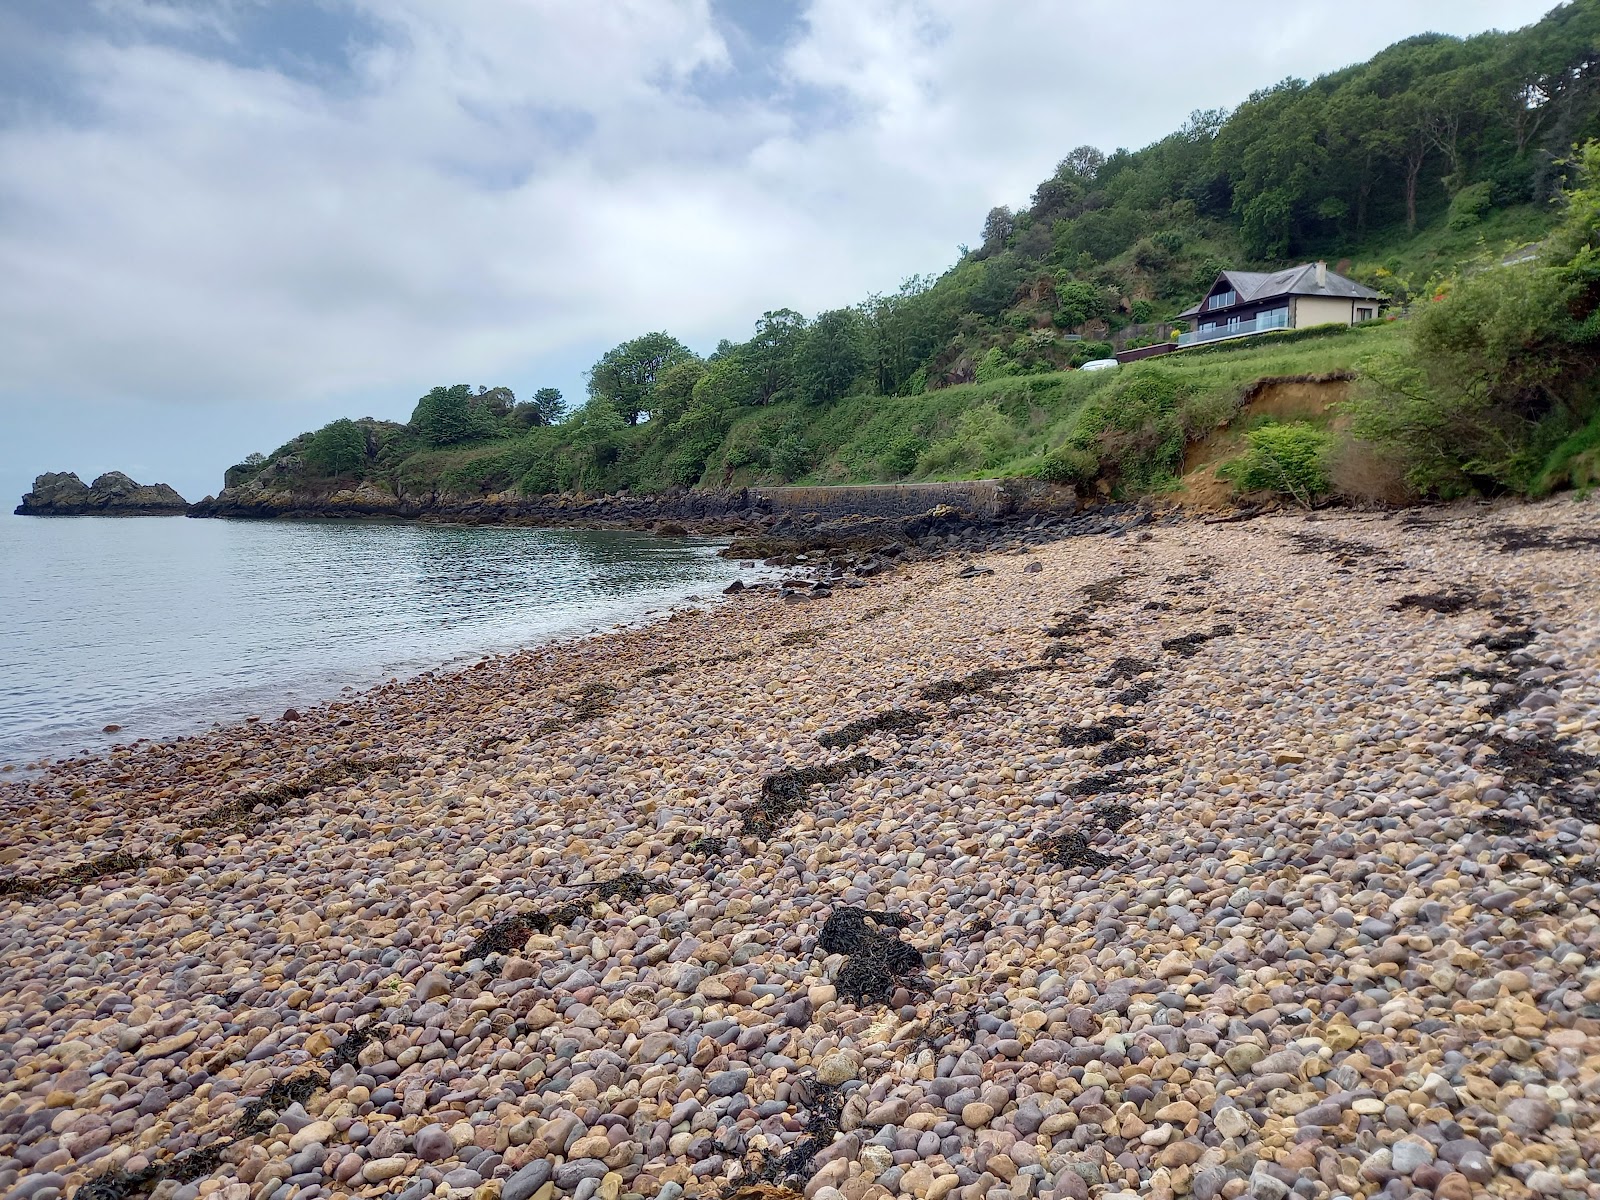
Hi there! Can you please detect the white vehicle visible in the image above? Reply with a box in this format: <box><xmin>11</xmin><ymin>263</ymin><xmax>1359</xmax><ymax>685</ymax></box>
<box><xmin>1079</xmin><ymin>358</ymin><xmax>1119</xmax><ymax>371</ymax></box>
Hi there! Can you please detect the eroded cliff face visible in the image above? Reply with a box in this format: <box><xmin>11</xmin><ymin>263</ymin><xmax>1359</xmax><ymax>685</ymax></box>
<box><xmin>15</xmin><ymin>471</ymin><xmax>189</xmax><ymax>516</ymax></box>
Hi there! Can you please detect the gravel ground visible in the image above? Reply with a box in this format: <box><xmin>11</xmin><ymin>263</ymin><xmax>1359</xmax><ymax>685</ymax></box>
<box><xmin>2</xmin><ymin>497</ymin><xmax>1598</xmax><ymax>1200</ymax></box>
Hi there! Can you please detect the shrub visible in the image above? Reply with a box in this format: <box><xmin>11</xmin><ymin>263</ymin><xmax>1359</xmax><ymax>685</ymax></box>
<box><xmin>1028</xmin><ymin>444</ymin><xmax>1099</xmax><ymax>484</ymax></box>
<box><xmin>1066</xmin><ymin>363</ymin><xmax>1191</xmax><ymax>491</ymax></box>
<box><xmin>1221</xmin><ymin>422</ymin><xmax>1333</xmax><ymax>504</ymax></box>
<box><xmin>770</xmin><ymin>433</ymin><xmax>814</xmax><ymax>481</ymax></box>
<box><xmin>1446</xmin><ymin>181</ymin><xmax>1493</xmax><ymax>231</ymax></box>
<box><xmin>1129</xmin><ymin>299</ymin><xmax>1156</xmax><ymax>324</ymax></box>
<box><xmin>882</xmin><ymin>432</ymin><xmax>927</xmax><ymax>477</ymax></box>
<box><xmin>303</xmin><ymin>419</ymin><xmax>368</xmax><ymax>477</ymax></box>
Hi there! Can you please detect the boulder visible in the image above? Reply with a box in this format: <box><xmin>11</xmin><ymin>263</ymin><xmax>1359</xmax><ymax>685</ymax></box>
<box><xmin>16</xmin><ymin>471</ymin><xmax>188</xmax><ymax>516</ymax></box>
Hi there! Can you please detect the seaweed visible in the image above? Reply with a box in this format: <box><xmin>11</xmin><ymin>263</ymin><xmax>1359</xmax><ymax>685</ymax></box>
<box><xmin>817</xmin><ymin>709</ymin><xmax>928</xmax><ymax>749</ymax></box>
<box><xmin>237</xmin><ymin>1070</ymin><xmax>330</xmax><ymax>1136</ymax></box>
<box><xmin>1473</xmin><ymin>628</ymin><xmax>1537</xmax><ymax>653</ymax></box>
<box><xmin>1485</xmin><ymin>525</ymin><xmax>1600</xmax><ymax>553</ymax></box>
<box><xmin>593</xmin><ymin>870</ymin><xmax>661</xmax><ymax>904</ymax></box>
<box><xmin>192</xmin><ymin>756</ymin><xmax>411</xmax><ymax>834</ymax></box>
<box><xmin>0</xmin><ymin>849</ymin><xmax>153</xmax><ymax>901</ymax></box>
<box><xmin>744</xmin><ymin>755</ymin><xmax>881</xmax><ymax>836</ymax></box>
<box><xmin>1092</xmin><ymin>801</ymin><xmax>1136</xmax><ymax>831</ymax></box>
<box><xmin>1060</xmin><ymin>721</ymin><xmax>1126</xmax><ymax>748</ymax></box>
<box><xmin>1095</xmin><ymin>736</ymin><xmax>1150</xmax><ymax>765</ymax></box>
<box><xmin>1392</xmin><ymin>590</ymin><xmax>1480</xmax><ymax>614</ymax></box>
<box><xmin>1037</xmin><ymin>829</ymin><xmax>1125</xmax><ymax>873</ymax></box>
<box><xmin>819</xmin><ymin>907</ymin><xmax>925</xmax><ymax>1005</ymax></box>
<box><xmin>1064</xmin><ymin>770</ymin><xmax>1148</xmax><ymax>797</ymax></box>
<box><xmin>740</xmin><ymin>1080</ymin><xmax>850</xmax><ymax>1190</ymax></box>
<box><xmin>1161</xmin><ymin>624</ymin><xmax>1236</xmax><ymax>658</ymax></box>
<box><xmin>780</xmin><ymin>626</ymin><xmax>834</xmax><ymax>647</ymax></box>
<box><xmin>1286</xmin><ymin>532</ymin><xmax>1385</xmax><ymax>564</ymax></box>
<box><xmin>640</xmin><ymin>662</ymin><xmax>679</xmax><ymax>678</ymax></box>
<box><xmin>1079</xmin><ymin>573</ymin><xmax>1138</xmax><ymax>603</ymax></box>
<box><xmin>919</xmin><ymin>667</ymin><xmax>1022</xmax><ymax>703</ymax></box>
<box><xmin>1113</xmin><ymin>681</ymin><xmax>1159</xmax><ymax>705</ymax></box>
<box><xmin>327</xmin><ymin>1024</ymin><xmax>385</xmax><ymax>1069</ymax></box>
<box><xmin>1096</xmin><ymin>656</ymin><xmax>1155</xmax><ymax>686</ymax></box>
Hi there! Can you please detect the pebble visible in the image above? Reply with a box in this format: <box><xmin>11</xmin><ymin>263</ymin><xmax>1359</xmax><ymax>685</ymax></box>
<box><xmin>3</xmin><ymin>499</ymin><xmax>1599</xmax><ymax>1200</ymax></box>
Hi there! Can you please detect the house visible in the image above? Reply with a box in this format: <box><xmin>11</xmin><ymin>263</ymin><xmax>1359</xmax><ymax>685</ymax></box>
<box><xmin>1176</xmin><ymin>262</ymin><xmax>1381</xmax><ymax>347</ymax></box>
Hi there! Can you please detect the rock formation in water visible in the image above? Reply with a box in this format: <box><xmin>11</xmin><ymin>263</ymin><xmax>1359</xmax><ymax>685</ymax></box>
<box><xmin>15</xmin><ymin>471</ymin><xmax>189</xmax><ymax>516</ymax></box>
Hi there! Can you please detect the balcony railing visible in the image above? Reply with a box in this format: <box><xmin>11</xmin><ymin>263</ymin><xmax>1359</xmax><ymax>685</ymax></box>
<box><xmin>1177</xmin><ymin>309</ymin><xmax>1289</xmax><ymax>346</ymax></box>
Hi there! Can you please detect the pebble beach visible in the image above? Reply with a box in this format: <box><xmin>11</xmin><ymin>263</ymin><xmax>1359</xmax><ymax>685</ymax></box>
<box><xmin>2</xmin><ymin>498</ymin><xmax>1599</xmax><ymax>1200</ymax></box>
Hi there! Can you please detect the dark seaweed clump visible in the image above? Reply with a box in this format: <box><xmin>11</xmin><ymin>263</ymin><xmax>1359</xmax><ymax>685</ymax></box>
<box><xmin>1096</xmin><ymin>736</ymin><xmax>1151</xmax><ymax>765</ymax></box>
<box><xmin>819</xmin><ymin>907</ymin><xmax>925</xmax><ymax>1005</ymax></box>
<box><xmin>1161</xmin><ymin>624</ymin><xmax>1236</xmax><ymax>658</ymax></box>
<box><xmin>920</xmin><ymin>667</ymin><xmax>1025</xmax><ymax>703</ymax></box>
<box><xmin>237</xmin><ymin>1071</ymin><xmax>330</xmax><ymax>1136</ymax></box>
<box><xmin>817</xmin><ymin>708</ymin><xmax>928</xmax><ymax>749</ymax></box>
<box><xmin>1060</xmin><ymin>720</ymin><xmax>1127</xmax><ymax>748</ymax></box>
<box><xmin>1092</xmin><ymin>802</ymin><xmax>1136</xmax><ymax>831</ymax></box>
<box><xmin>327</xmin><ymin>1024</ymin><xmax>385</xmax><ymax>1069</ymax></box>
<box><xmin>1079</xmin><ymin>573</ymin><xmax>1138</xmax><ymax>603</ymax></box>
<box><xmin>1113</xmin><ymin>681</ymin><xmax>1159</xmax><ymax>705</ymax></box>
<box><xmin>1485</xmin><ymin>524</ymin><xmax>1600</xmax><ymax>553</ymax></box>
<box><xmin>537</xmin><ymin>682</ymin><xmax>617</xmax><ymax>733</ymax></box>
<box><xmin>1473</xmin><ymin>628</ymin><xmax>1537</xmax><ymax>653</ymax></box>
<box><xmin>1485</xmin><ymin>735</ymin><xmax>1600</xmax><ymax>801</ymax></box>
<box><xmin>684</xmin><ymin>835</ymin><xmax>727</xmax><ymax>856</ymax></box>
<box><xmin>740</xmin><ymin>1080</ymin><xmax>849</xmax><ymax>1190</ymax></box>
<box><xmin>1287</xmin><ymin>532</ymin><xmax>1385</xmax><ymax>563</ymax></box>
<box><xmin>194</xmin><ymin>756</ymin><xmax>412</xmax><ymax>835</ymax></box>
<box><xmin>0</xmin><ymin>849</ymin><xmax>153</xmax><ymax>901</ymax></box>
<box><xmin>467</xmin><ymin>900</ymin><xmax>592</xmax><ymax>961</ymax></box>
<box><xmin>1037</xmin><ymin>829</ymin><xmax>1125</xmax><ymax>873</ymax></box>
<box><xmin>1064</xmin><ymin>770</ymin><xmax>1148</xmax><ymax>797</ymax></box>
<box><xmin>1392</xmin><ymin>590</ymin><xmax>1480</xmax><ymax>614</ymax></box>
<box><xmin>744</xmin><ymin>755</ymin><xmax>881</xmax><ymax>836</ymax></box>
<box><xmin>593</xmin><ymin>870</ymin><xmax>661</xmax><ymax>904</ymax></box>
<box><xmin>1096</xmin><ymin>656</ymin><xmax>1155</xmax><ymax>686</ymax></box>
<box><xmin>640</xmin><ymin>662</ymin><xmax>679</xmax><ymax>678</ymax></box>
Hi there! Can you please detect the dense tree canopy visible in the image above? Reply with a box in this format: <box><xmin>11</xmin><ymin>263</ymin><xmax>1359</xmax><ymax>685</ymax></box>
<box><xmin>587</xmin><ymin>332</ymin><xmax>696</xmax><ymax>424</ymax></box>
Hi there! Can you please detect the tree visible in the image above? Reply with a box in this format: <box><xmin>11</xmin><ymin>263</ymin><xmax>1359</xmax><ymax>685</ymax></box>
<box><xmin>795</xmin><ymin>308</ymin><xmax>867</xmax><ymax>404</ymax></box>
<box><xmin>563</xmin><ymin>397</ymin><xmax>627</xmax><ymax>493</ymax></box>
<box><xmin>410</xmin><ymin>384</ymin><xmax>497</xmax><ymax>446</ymax></box>
<box><xmin>531</xmin><ymin>387</ymin><xmax>567</xmax><ymax>424</ymax></box>
<box><xmin>587</xmin><ymin>332</ymin><xmax>696</xmax><ymax>424</ymax></box>
<box><xmin>748</xmin><ymin>309</ymin><xmax>808</xmax><ymax>404</ymax></box>
<box><xmin>303</xmin><ymin>418</ymin><xmax>368</xmax><ymax>476</ymax></box>
<box><xmin>476</xmin><ymin>385</ymin><xmax>516</xmax><ymax>418</ymax></box>
<box><xmin>979</xmin><ymin>206</ymin><xmax>1015</xmax><ymax>257</ymax></box>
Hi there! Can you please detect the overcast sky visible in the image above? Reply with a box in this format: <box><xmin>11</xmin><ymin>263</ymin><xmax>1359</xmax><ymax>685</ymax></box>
<box><xmin>0</xmin><ymin>0</ymin><xmax>1560</xmax><ymax>504</ymax></box>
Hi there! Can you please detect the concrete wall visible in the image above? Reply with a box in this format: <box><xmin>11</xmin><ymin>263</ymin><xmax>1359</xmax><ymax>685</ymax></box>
<box><xmin>1291</xmin><ymin>295</ymin><xmax>1356</xmax><ymax>329</ymax></box>
<box><xmin>755</xmin><ymin>480</ymin><xmax>1014</xmax><ymax>519</ymax></box>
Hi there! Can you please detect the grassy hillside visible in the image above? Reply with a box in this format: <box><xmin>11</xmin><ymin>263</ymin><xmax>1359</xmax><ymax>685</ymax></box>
<box><xmin>224</xmin><ymin>2</ymin><xmax>1600</xmax><ymax>510</ymax></box>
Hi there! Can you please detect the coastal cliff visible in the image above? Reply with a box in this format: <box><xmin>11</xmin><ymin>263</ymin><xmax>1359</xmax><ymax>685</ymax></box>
<box><xmin>15</xmin><ymin>471</ymin><xmax>188</xmax><ymax>516</ymax></box>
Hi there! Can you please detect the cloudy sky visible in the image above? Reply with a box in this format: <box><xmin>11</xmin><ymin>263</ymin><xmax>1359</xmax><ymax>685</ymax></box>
<box><xmin>0</xmin><ymin>0</ymin><xmax>1559</xmax><ymax>504</ymax></box>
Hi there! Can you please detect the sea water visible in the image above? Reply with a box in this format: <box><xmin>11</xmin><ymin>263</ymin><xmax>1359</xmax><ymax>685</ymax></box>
<box><xmin>0</xmin><ymin>515</ymin><xmax>746</xmax><ymax>764</ymax></box>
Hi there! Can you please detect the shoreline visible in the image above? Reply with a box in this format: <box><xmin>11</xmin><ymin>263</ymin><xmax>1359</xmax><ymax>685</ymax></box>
<box><xmin>1</xmin><ymin>497</ymin><xmax>1598</xmax><ymax>1200</ymax></box>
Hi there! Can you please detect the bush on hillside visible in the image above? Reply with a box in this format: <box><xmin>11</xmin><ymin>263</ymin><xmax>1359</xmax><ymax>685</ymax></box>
<box><xmin>1346</xmin><ymin>141</ymin><xmax>1600</xmax><ymax>497</ymax></box>
<box><xmin>1220</xmin><ymin>422</ymin><xmax>1333</xmax><ymax>504</ymax></box>
<box><xmin>303</xmin><ymin>419</ymin><xmax>369</xmax><ymax>477</ymax></box>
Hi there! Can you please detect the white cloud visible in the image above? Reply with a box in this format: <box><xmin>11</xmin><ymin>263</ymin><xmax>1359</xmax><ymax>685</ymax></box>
<box><xmin>0</xmin><ymin>0</ymin><xmax>1564</xmax><ymax>485</ymax></box>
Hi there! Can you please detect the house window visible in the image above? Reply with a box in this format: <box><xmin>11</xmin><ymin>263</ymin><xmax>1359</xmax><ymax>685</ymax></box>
<box><xmin>1207</xmin><ymin>289</ymin><xmax>1237</xmax><ymax>311</ymax></box>
<box><xmin>1356</xmin><ymin>306</ymin><xmax>1374</xmax><ymax>321</ymax></box>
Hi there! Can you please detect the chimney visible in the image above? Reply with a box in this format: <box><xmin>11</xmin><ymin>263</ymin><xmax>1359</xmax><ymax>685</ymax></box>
<box><xmin>1315</xmin><ymin>261</ymin><xmax>1327</xmax><ymax>287</ymax></box>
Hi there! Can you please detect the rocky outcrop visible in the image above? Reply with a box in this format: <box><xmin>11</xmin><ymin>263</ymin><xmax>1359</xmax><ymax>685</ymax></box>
<box><xmin>185</xmin><ymin>475</ymin><xmax>1077</xmax><ymax>532</ymax></box>
<box><xmin>186</xmin><ymin>479</ymin><xmax>769</xmax><ymax>531</ymax></box>
<box><xmin>15</xmin><ymin>471</ymin><xmax>189</xmax><ymax>516</ymax></box>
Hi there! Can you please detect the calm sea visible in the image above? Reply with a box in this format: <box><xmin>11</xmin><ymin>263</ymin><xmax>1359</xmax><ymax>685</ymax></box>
<box><xmin>0</xmin><ymin>516</ymin><xmax>746</xmax><ymax>766</ymax></box>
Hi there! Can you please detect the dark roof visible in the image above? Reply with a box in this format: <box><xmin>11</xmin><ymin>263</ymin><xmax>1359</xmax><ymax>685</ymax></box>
<box><xmin>1178</xmin><ymin>263</ymin><xmax>1380</xmax><ymax>318</ymax></box>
